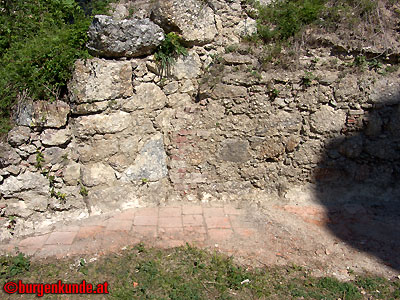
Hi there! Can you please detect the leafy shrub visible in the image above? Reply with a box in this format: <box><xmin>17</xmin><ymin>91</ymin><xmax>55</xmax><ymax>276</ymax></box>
<box><xmin>154</xmin><ymin>32</ymin><xmax>188</xmax><ymax>78</ymax></box>
<box><xmin>0</xmin><ymin>0</ymin><xmax>115</xmax><ymax>133</ymax></box>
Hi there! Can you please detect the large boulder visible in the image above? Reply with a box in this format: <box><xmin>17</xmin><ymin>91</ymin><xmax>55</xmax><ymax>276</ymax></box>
<box><xmin>15</xmin><ymin>100</ymin><xmax>70</xmax><ymax>128</ymax></box>
<box><xmin>86</xmin><ymin>15</ymin><xmax>164</xmax><ymax>58</ymax></box>
<box><xmin>151</xmin><ymin>0</ymin><xmax>217</xmax><ymax>45</ymax></box>
<box><xmin>69</xmin><ymin>58</ymin><xmax>133</xmax><ymax>104</ymax></box>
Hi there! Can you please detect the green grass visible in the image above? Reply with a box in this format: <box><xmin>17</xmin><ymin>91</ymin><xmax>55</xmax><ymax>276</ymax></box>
<box><xmin>1</xmin><ymin>244</ymin><xmax>399</xmax><ymax>299</ymax></box>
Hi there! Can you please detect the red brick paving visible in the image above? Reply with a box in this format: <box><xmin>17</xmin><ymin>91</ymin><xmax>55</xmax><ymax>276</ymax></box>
<box><xmin>0</xmin><ymin>204</ymin><xmax>265</xmax><ymax>260</ymax></box>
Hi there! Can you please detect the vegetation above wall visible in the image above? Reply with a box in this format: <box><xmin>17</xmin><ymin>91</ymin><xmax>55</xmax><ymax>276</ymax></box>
<box><xmin>0</xmin><ymin>0</ymin><xmax>115</xmax><ymax>133</ymax></box>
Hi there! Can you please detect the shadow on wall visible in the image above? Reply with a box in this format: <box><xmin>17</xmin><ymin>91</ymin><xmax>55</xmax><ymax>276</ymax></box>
<box><xmin>314</xmin><ymin>87</ymin><xmax>400</xmax><ymax>271</ymax></box>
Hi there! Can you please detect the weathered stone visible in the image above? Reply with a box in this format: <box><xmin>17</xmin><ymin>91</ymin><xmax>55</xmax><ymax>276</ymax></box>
<box><xmin>77</xmin><ymin>137</ymin><xmax>119</xmax><ymax>163</ymax></box>
<box><xmin>43</xmin><ymin>147</ymin><xmax>67</xmax><ymax>165</ymax></box>
<box><xmin>170</xmin><ymin>51</ymin><xmax>202</xmax><ymax>80</ymax></box>
<box><xmin>71</xmin><ymin>101</ymin><xmax>109</xmax><ymax>115</ymax></box>
<box><xmin>235</xmin><ymin>17</ymin><xmax>257</xmax><ymax>37</ymax></box>
<box><xmin>63</xmin><ymin>162</ymin><xmax>81</xmax><ymax>186</ymax></box>
<box><xmin>364</xmin><ymin>140</ymin><xmax>400</xmax><ymax>160</ymax></box>
<box><xmin>259</xmin><ymin>139</ymin><xmax>285</xmax><ymax>161</ymax></box>
<box><xmin>220</xmin><ymin>139</ymin><xmax>250</xmax><ymax>163</ymax></box>
<box><xmin>4</xmin><ymin>165</ymin><xmax>21</xmax><ymax>176</ymax></box>
<box><xmin>294</xmin><ymin>140</ymin><xmax>321</xmax><ymax>165</ymax></box>
<box><xmin>18</xmin><ymin>144</ymin><xmax>36</xmax><ymax>155</ymax></box>
<box><xmin>121</xmin><ymin>83</ymin><xmax>167</xmax><ymax>112</ymax></box>
<box><xmin>255</xmin><ymin>111</ymin><xmax>302</xmax><ymax>136</ymax></box>
<box><xmin>167</xmin><ymin>93</ymin><xmax>191</xmax><ymax>108</ymax></box>
<box><xmin>339</xmin><ymin>135</ymin><xmax>364</xmax><ymax>159</ymax></box>
<box><xmin>222</xmin><ymin>53</ymin><xmax>257</xmax><ymax>65</ymax></box>
<box><xmin>368</xmin><ymin>79</ymin><xmax>400</xmax><ymax>105</ymax></box>
<box><xmin>162</xmin><ymin>81</ymin><xmax>179</xmax><ymax>95</ymax></box>
<box><xmin>40</xmin><ymin>128</ymin><xmax>72</xmax><ymax>146</ymax></box>
<box><xmin>365</xmin><ymin>112</ymin><xmax>383</xmax><ymax>137</ymax></box>
<box><xmin>151</xmin><ymin>0</ymin><xmax>217</xmax><ymax>45</ymax></box>
<box><xmin>111</xmin><ymin>3</ymin><xmax>129</xmax><ymax>20</ymax></box>
<box><xmin>87</xmin><ymin>15</ymin><xmax>164</xmax><ymax>58</ymax></box>
<box><xmin>7</xmin><ymin>126</ymin><xmax>31</xmax><ymax>146</ymax></box>
<box><xmin>285</xmin><ymin>136</ymin><xmax>300</xmax><ymax>152</ymax></box>
<box><xmin>121</xmin><ymin>134</ymin><xmax>168</xmax><ymax>182</ymax></box>
<box><xmin>310</xmin><ymin>106</ymin><xmax>346</xmax><ymax>134</ymax></box>
<box><xmin>88</xmin><ymin>184</ymin><xmax>140</xmax><ymax>212</ymax></box>
<box><xmin>16</xmin><ymin>100</ymin><xmax>70</xmax><ymax>128</ymax></box>
<box><xmin>212</xmin><ymin>83</ymin><xmax>247</xmax><ymax>99</ymax></box>
<box><xmin>74</xmin><ymin>111</ymin><xmax>131</xmax><ymax>137</ymax></box>
<box><xmin>48</xmin><ymin>186</ymin><xmax>85</xmax><ymax>211</ymax></box>
<box><xmin>17</xmin><ymin>192</ymin><xmax>49</xmax><ymax>212</ymax></box>
<box><xmin>0</xmin><ymin>143</ymin><xmax>21</xmax><ymax>168</ymax></box>
<box><xmin>0</xmin><ymin>171</ymin><xmax>48</xmax><ymax>197</ymax></box>
<box><xmin>69</xmin><ymin>58</ymin><xmax>133</xmax><ymax>103</ymax></box>
<box><xmin>81</xmin><ymin>163</ymin><xmax>116</xmax><ymax>187</ymax></box>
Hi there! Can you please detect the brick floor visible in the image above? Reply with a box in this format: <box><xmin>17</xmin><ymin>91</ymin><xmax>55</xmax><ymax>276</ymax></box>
<box><xmin>182</xmin><ymin>214</ymin><xmax>204</xmax><ymax>226</ymax></box>
<box><xmin>159</xmin><ymin>207</ymin><xmax>181</xmax><ymax>217</ymax></box>
<box><xmin>0</xmin><ymin>204</ymin><xmax>268</xmax><ymax>262</ymax></box>
<box><xmin>46</xmin><ymin>231</ymin><xmax>77</xmax><ymax>245</ymax></box>
<box><xmin>76</xmin><ymin>226</ymin><xmax>105</xmax><ymax>240</ymax></box>
<box><xmin>203</xmin><ymin>207</ymin><xmax>226</xmax><ymax>217</ymax></box>
<box><xmin>182</xmin><ymin>205</ymin><xmax>202</xmax><ymax>215</ymax></box>
<box><xmin>18</xmin><ymin>235</ymin><xmax>49</xmax><ymax>249</ymax></box>
<box><xmin>106</xmin><ymin>219</ymin><xmax>132</xmax><ymax>231</ymax></box>
<box><xmin>158</xmin><ymin>216</ymin><xmax>182</xmax><ymax>228</ymax></box>
<box><xmin>205</xmin><ymin>216</ymin><xmax>231</xmax><ymax>229</ymax></box>
<box><xmin>134</xmin><ymin>215</ymin><xmax>158</xmax><ymax>226</ymax></box>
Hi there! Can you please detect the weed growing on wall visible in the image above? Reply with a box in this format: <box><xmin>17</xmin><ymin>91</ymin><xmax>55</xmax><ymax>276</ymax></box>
<box><xmin>154</xmin><ymin>32</ymin><xmax>188</xmax><ymax>78</ymax></box>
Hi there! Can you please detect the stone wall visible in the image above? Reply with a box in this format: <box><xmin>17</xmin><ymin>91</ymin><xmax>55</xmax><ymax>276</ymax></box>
<box><xmin>1</xmin><ymin>0</ymin><xmax>399</xmax><ymax>239</ymax></box>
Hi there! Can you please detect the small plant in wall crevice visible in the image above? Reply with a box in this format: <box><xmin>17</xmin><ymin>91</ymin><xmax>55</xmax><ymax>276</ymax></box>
<box><xmin>154</xmin><ymin>32</ymin><xmax>188</xmax><ymax>78</ymax></box>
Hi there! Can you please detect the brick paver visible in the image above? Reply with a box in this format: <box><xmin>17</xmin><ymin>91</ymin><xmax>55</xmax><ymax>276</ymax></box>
<box><xmin>134</xmin><ymin>215</ymin><xmax>158</xmax><ymax>226</ymax></box>
<box><xmin>183</xmin><ymin>214</ymin><xmax>204</xmax><ymax>226</ymax></box>
<box><xmin>205</xmin><ymin>216</ymin><xmax>231</xmax><ymax>229</ymax></box>
<box><xmin>46</xmin><ymin>231</ymin><xmax>77</xmax><ymax>245</ymax></box>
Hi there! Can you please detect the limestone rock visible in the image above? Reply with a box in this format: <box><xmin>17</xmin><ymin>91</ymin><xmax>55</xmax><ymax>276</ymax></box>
<box><xmin>220</xmin><ymin>139</ymin><xmax>250</xmax><ymax>163</ymax></box>
<box><xmin>310</xmin><ymin>106</ymin><xmax>346</xmax><ymax>134</ymax></box>
<box><xmin>16</xmin><ymin>100</ymin><xmax>70</xmax><ymax>128</ymax></box>
<box><xmin>235</xmin><ymin>17</ymin><xmax>257</xmax><ymax>37</ymax></box>
<box><xmin>121</xmin><ymin>83</ymin><xmax>167</xmax><ymax>112</ymax></box>
<box><xmin>151</xmin><ymin>0</ymin><xmax>217</xmax><ymax>45</ymax></box>
<box><xmin>63</xmin><ymin>162</ymin><xmax>81</xmax><ymax>186</ymax></box>
<box><xmin>43</xmin><ymin>147</ymin><xmax>67</xmax><ymax>165</ymax></box>
<box><xmin>0</xmin><ymin>143</ymin><xmax>21</xmax><ymax>168</ymax></box>
<box><xmin>7</xmin><ymin>126</ymin><xmax>31</xmax><ymax>146</ymax></box>
<box><xmin>259</xmin><ymin>139</ymin><xmax>285</xmax><ymax>161</ymax></box>
<box><xmin>77</xmin><ymin>138</ymin><xmax>120</xmax><ymax>163</ymax></box>
<box><xmin>40</xmin><ymin>128</ymin><xmax>72</xmax><ymax>146</ymax></box>
<box><xmin>81</xmin><ymin>162</ymin><xmax>116</xmax><ymax>187</ymax></box>
<box><xmin>74</xmin><ymin>111</ymin><xmax>131</xmax><ymax>137</ymax></box>
<box><xmin>69</xmin><ymin>58</ymin><xmax>133</xmax><ymax>103</ymax></box>
<box><xmin>87</xmin><ymin>15</ymin><xmax>164</xmax><ymax>58</ymax></box>
<box><xmin>212</xmin><ymin>83</ymin><xmax>247</xmax><ymax>99</ymax></box>
<box><xmin>0</xmin><ymin>171</ymin><xmax>48</xmax><ymax>197</ymax></box>
<box><xmin>71</xmin><ymin>101</ymin><xmax>109</xmax><ymax>115</ymax></box>
<box><xmin>339</xmin><ymin>135</ymin><xmax>364</xmax><ymax>159</ymax></box>
<box><xmin>122</xmin><ymin>134</ymin><xmax>168</xmax><ymax>182</ymax></box>
<box><xmin>170</xmin><ymin>51</ymin><xmax>202</xmax><ymax>80</ymax></box>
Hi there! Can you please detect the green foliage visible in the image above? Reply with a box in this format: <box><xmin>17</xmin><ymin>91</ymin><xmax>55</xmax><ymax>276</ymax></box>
<box><xmin>253</xmin><ymin>0</ymin><xmax>325</xmax><ymax>42</ymax></box>
<box><xmin>300</xmin><ymin>71</ymin><xmax>315</xmax><ymax>88</ymax></box>
<box><xmin>154</xmin><ymin>32</ymin><xmax>188</xmax><ymax>77</ymax></box>
<box><xmin>0</xmin><ymin>253</ymin><xmax>30</xmax><ymax>279</ymax></box>
<box><xmin>79</xmin><ymin>185</ymin><xmax>89</xmax><ymax>197</ymax></box>
<box><xmin>35</xmin><ymin>150</ymin><xmax>45</xmax><ymax>170</ymax></box>
<box><xmin>0</xmin><ymin>0</ymin><xmax>115</xmax><ymax>133</ymax></box>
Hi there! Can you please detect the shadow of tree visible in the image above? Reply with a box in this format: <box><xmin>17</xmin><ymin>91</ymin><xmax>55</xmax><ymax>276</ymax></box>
<box><xmin>314</xmin><ymin>87</ymin><xmax>400</xmax><ymax>271</ymax></box>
